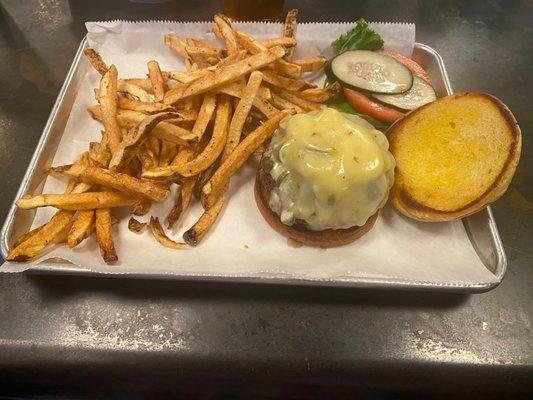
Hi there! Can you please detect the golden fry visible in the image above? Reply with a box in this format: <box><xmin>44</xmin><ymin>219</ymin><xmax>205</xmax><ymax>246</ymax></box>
<box><xmin>191</xmin><ymin>92</ymin><xmax>216</xmax><ymax>139</ymax></box>
<box><xmin>128</xmin><ymin>217</ymin><xmax>147</xmax><ymax>233</ymax></box>
<box><xmin>270</xmin><ymin>92</ymin><xmax>303</xmax><ymax>113</ymax></box>
<box><xmin>147</xmin><ymin>60</ymin><xmax>165</xmax><ymax>101</ymax></box>
<box><xmin>202</xmin><ymin>109</ymin><xmax>293</xmax><ymax>208</ymax></box>
<box><xmin>96</xmin><ymin>208</ymin><xmax>117</xmax><ymax>264</ymax></box>
<box><xmin>99</xmin><ymin>65</ymin><xmax>122</xmax><ymax>152</ymax></box>
<box><xmin>107</xmin><ymin>111</ymin><xmax>183</xmax><ymax>170</ymax></box>
<box><xmin>144</xmin><ymin>95</ymin><xmax>232</xmax><ymax>178</ymax></box>
<box><xmin>167</xmin><ymin>177</ymin><xmax>195</xmax><ymax>229</ymax></box>
<box><xmin>7</xmin><ymin>210</ymin><xmax>75</xmax><ymax>261</ymax></box>
<box><xmin>213</xmin><ymin>14</ymin><xmax>238</xmax><ymax>54</ymax></box>
<box><xmin>164</xmin><ymin>34</ymin><xmax>191</xmax><ymax>63</ymax></box>
<box><xmin>16</xmin><ymin>191</ymin><xmax>137</xmax><ymax>211</ymax></box>
<box><xmin>283</xmin><ymin>9</ymin><xmax>298</xmax><ymax>60</ymax></box>
<box><xmin>262</xmin><ymin>37</ymin><xmax>297</xmax><ymax>49</ymax></box>
<box><xmin>88</xmin><ymin>107</ymin><xmax>194</xmax><ymax>150</ymax></box>
<box><xmin>67</xmin><ymin>210</ymin><xmax>95</xmax><ymax>248</ymax></box>
<box><xmin>117</xmin><ymin>94</ymin><xmax>174</xmax><ymax>114</ymax></box>
<box><xmin>290</xmin><ymin>82</ymin><xmax>340</xmax><ymax>102</ymax></box>
<box><xmin>132</xmin><ymin>199</ymin><xmax>152</xmax><ymax>216</ymax></box>
<box><xmin>159</xmin><ymin>142</ymin><xmax>178</xmax><ymax>167</ymax></box>
<box><xmin>234</xmin><ymin>31</ymin><xmax>300</xmax><ymax>78</ymax></box>
<box><xmin>163</xmin><ymin>46</ymin><xmax>285</xmax><ymax>104</ymax></box>
<box><xmin>84</xmin><ymin>48</ymin><xmax>108</xmax><ymax>75</ymax></box>
<box><xmin>118</xmin><ymin>79</ymin><xmax>154</xmax><ymax>100</ymax></box>
<box><xmin>277</xmin><ymin>89</ymin><xmax>323</xmax><ymax>111</ymax></box>
<box><xmin>293</xmin><ymin>56</ymin><xmax>327</xmax><ymax>73</ymax></box>
<box><xmin>214</xmin><ymin>81</ymin><xmax>271</xmax><ymax>101</ymax></box>
<box><xmin>80</xmin><ymin>166</ymin><xmax>170</xmax><ymax>202</ymax></box>
<box><xmin>183</xmin><ymin>193</ymin><xmax>225</xmax><ymax>246</ymax></box>
<box><xmin>261</xmin><ymin>70</ymin><xmax>314</xmax><ymax>91</ymax></box>
<box><xmin>150</xmin><ymin>217</ymin><xmax>186</xmax><ymax>249</ymax></box>
<box><xmin>222</xmin><ymin>71</ymin><xmax>263</xmax><ymax>161</ymax></box>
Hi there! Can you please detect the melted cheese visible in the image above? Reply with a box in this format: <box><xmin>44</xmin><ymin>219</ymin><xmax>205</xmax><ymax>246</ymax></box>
<box><xmin>266</xmin><ymin>108</ymin><xmax>395</xmax><ymax>230</ymax></box>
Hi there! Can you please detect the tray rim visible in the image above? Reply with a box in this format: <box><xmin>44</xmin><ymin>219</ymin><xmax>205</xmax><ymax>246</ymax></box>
<box><xmin>0</xmin><ymin>36</ymin><xmax>507</xmax><ymax>292</ymax></box>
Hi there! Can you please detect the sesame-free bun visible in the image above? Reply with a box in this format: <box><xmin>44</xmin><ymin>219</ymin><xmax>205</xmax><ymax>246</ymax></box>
<box><xmin>388</xmin><ymin>92</ymin><xmax>521</xmax><ymax>221</ymax></box>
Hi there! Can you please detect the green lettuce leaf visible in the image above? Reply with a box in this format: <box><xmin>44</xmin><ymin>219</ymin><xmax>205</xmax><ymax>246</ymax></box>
<box><xmin>331</xmin><ymin>18</ymin><xmax>384</xmax><ymax>53</ymax></box>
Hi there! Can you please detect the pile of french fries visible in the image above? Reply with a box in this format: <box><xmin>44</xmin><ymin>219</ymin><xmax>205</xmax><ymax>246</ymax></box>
<box><xmin>7</xmin><ymin>11</ymin><xmax>339</xmax><ymax>264</ymax></box>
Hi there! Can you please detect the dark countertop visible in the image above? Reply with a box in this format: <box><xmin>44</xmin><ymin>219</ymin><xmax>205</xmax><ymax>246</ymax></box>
<box><xmin>0</xmin><ymin>0</ymin><xmax>531</xmax><ymax>398</ymax></box>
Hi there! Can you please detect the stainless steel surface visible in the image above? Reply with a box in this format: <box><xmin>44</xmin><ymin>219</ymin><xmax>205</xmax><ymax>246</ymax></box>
<box><xmin>0</xmin><ymin>38</ymin><xmax>506</xmax><ymax>292</ymax></box>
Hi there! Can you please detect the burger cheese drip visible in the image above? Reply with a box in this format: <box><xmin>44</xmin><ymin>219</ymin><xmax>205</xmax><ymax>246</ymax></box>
<box><xmin>265</xmin><ymin>108</ymin><xmax>395</xmax><ymax>231</ymax></box>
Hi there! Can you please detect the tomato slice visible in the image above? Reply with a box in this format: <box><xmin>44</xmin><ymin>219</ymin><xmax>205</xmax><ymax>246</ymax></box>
<box><xmin>343</xmin><ymin>88</ymin><xmax>404</xmax><ymax>123</ymax></box>
<box><xmin>380</xmin><ymin>50</ymin><xmax>431</xmax><ymax>83</ymax></box>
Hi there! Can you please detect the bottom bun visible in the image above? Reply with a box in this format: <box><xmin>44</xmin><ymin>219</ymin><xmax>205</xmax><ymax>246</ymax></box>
<box><xmin>254</xmin><ymin>165</ymin><xmax>378</xmax><ymax>247</ymax></box>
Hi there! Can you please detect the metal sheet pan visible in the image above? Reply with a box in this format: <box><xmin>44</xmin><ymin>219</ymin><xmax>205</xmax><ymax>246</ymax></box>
<box><xmin>0</xmin><ymin>38</ymin><xmax>507</xmax><ymax>292</ymax></box>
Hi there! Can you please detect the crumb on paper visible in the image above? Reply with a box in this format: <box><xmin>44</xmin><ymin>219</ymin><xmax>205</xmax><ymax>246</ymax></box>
<box><xmin>287</xmin><ymin>238</ymin><xmax>303</xmax><ymax>248</ymax></box>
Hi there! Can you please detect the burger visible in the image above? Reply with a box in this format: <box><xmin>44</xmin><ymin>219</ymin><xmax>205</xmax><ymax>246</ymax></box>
<box><xmin>254</xmin><ymin>107</ymin><xmax>395</xmax><ymax>247</ymax></box>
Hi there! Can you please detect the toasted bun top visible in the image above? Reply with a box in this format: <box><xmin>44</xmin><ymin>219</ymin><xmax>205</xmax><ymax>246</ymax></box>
<box><xmin>388</xmin><ymin>92</ymin><xmax>521</xmax><ymax>221</ymax></box>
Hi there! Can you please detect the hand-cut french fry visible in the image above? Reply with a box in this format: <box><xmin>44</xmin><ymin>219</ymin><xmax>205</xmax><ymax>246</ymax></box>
<box><xmin>159</xmin><ymin>142</ymin><xmax>178</xmax><ymax>167</ymax></box>
<box><xmin>96</xmin><ymin>208</ymin><xmax>117</xmax><ymax>264</ymax></box>
<box><xmin>144</xmin><ymin>95</ymin><xmax>232</xmax><ymax>178</ymax></box>
<box><xmin>12</xmin><ymin>10</ymin><xmax>333</xmax><ymax>260</ymax></box>
<box><xmin>107</xmin><ymin>111</ymin><xmax>183</xmax><ymax>170</ymax></box>
<box><xmin>283</xmin><ymin>9</ymin><xmax>298</xmax><ymax>60</ymax></box>
<box><xmin>12</xmin><ymin>225</ymin><xmax>45</xmax><ymax>249</ymax></box>
<box><xmin>234</xmin><ymin>31</ymin><xmax>300</xmax><ymax>78</ymax></box>
<box><xmin>132</xmin><ymin>198</ymin><xmax>152</xmax><ymax>215</ymax></box>
<box><xmin>118</xmin><ymin>79</ymin><xmax>154</xmax><ymax>100</ymax></box>
<box><xmin>217</xmin><ymin>50</ymin><xmax>248</xmax><ymax>68</ymax></box>
<box><xmin>150</xmin><ymin>217</ymin><xmax>186</xmax><ymax>249</ymax></box>
<box><xmin>7</xmin><ymin>210</ymin><xmax>75</xmax><ymax>261</ymax></box>
<box><xmin>167</xmin><ymin>177</ymin><xmax>195</xmax><ymax>229</ymax></box>
<box><xmin>270</xmin><ymin>92</ymin><xmax>303</xmax><ymax>113</ymax></box>
<box><xmin>183</xmin><ymin>193</ymin><xmax>225</xmax><ymax>246</ymax></box>
<box><xmin>49</xmin><ymin>152</ymin><xmax>94</xmax><ymax>181</ymax></box>
<box><xmin>89</xmin><ymin>141</ymin><xmax>111</xmax><ymax>167</ymax></box>
<box><xmin>80</xmin><ymin>166</ymin><xmax>170</xmax><ymax>202</ymax></box>
<box><xmin>88</xmin><ymin>106</ymin><xmax>195</xmax><ymax>147</ymax></box>
<box><xmin>67</xmin><ymin>210</ymin><xmax>95</xmax><ymax>248</ymax></box>
<box><xmin>214</xmin><ymin>81</ymin><xmax>271</xmax><ymax>100</ymax></box>
<box><xmin>163</xmin><ymin>46</ymin><xmax>285</xmax><ymax>104</ymax></box>
<box><xmin>185</xmin><ymin>44</ymin><xmax>222</xmax><ymax>65</ymax></box>
<box><xmin>202</xmin><ymin>109</ymin><xmax>293</xmax><ymax>208</ymax></box>
<box><xmin>213</xmin><ymin>82</ymin><xmax>276</xmax><ymax>117</ymax></box>
<box><xmin>171</xmin><ymin>144</ymin><xmax>197</xmax><ymax>166</ymax></box>
<box><xmin>128</xmin><ymin>217</ymin><xmax>147</xmax><ymax>233</ymax></box>
<box><xmin>165</xmin><ymin>34</ymin><xmax>191</xmax><ymax>63</ymax></box>
<box><xmin>84</xmin><ymin>48</ymin><xmax>108</xmax><ymax>75</ymax></box>
<box><xmin>261</xmin><ymin>70</ymin><xmax>314</xmax><ymax>91</ymax></box>
<box><xmin>193</xmin><ymin>159</ymin><xmax>219</xmax><ymax>200</ymax></box>
<box><xmin>213</xmin><ymin>14</ymin><xmax>238</xmax><ymax>54</ymax></box>
<box><xmin>262</xmin><ymin>37</ymin><xmax>297</xmax><ymax>49</ymax></box>
<box><xmin>99</xmin><ymin>65</ymin><xmax>122</xmax><ymax>152</ymax></box>
<box><xmin>293</xmin><ymin>56</ymin><xmax>327</xmax><ymax>73</ymax></box>
<box><xmin>192</xmin><ymin>92</ymin><xmax>216</xmax><ymax>139</ymax></box>
<box><xmin>186</xmin><ymin>38</ymin><xmax>224</xmax><ymax>54</ymax></box>
<box><xmin>277</xmin><ymin>89</ymin><xmax>323</xmax><ymax>111</ymax></box>
<box><xmin>117</xmin><ymin>93</ymin><xmax>174</xmax><ymax>114</ymax></box>
<box><xmin>147</xmin><ymin>60</ymin><xmax>165</xmax><ymax>102</ymax></box>
<box><xmin>222</xmin><ymin>71</ymin><xmax>263</xmax><ymax>161</ymax></box>
<box><xmin>290</xmin><ymin>81</ymin><xmax>341</xmax><ymax>102</ymax></box>
<box><xmin>16</xmin><ymin>191</ymin><xmax>137</xmax><ymax>211</ymax></box>
<box><xmin>166</xmin><ymin>108</ymin><xmax>199</xmax><ymax>122</ymax></box>
<box><xmin>251</xmin><ymin>97</ymin><xmax>279</xmax><ymax>118</ymax></box>
<box><xmin>52</xmin><ymin>221</ymin><xmax>74</xmax><ymax>244</ymax></box>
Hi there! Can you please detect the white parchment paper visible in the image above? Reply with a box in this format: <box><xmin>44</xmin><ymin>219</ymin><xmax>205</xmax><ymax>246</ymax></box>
<box><xmin>2</xmin><ymin>21</ymin><xmax>497</xmax><ymax>287</ymax></box>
